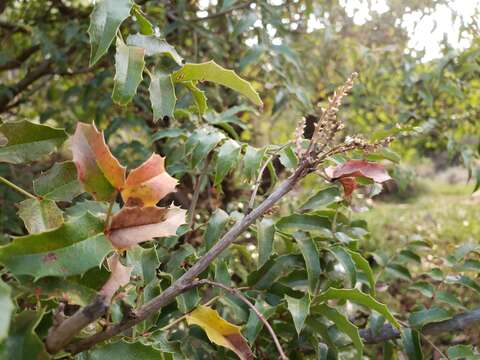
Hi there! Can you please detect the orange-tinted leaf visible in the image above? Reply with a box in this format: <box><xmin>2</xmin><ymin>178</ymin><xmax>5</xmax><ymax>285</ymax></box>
<box><xmin>186</xmin><ymin>305</ymin><xmax>254</xmax><ymax>360</ymax></box>
<box><xmin>121</xmin><ymin>154</ymin><xmax>178</xmax><ymax>207</ymax></box>
<box><xmin>107</xmin><ymin>206</ymin><xmax>186</xmax><ymax>249</ymax></box>
<box><xmin>72</xmin><ymin>123</ymin><xmax>126</xmax><ymax>201</ymax></box>
<box><xmin>99</xmin><ymin>253</ymin><xmax>132</xmax><ymax>303</ymax></box>
<box><xmin>338</xmin><ymin>177</ymin><xmax>357</xmax><ymax>199</ymax></box>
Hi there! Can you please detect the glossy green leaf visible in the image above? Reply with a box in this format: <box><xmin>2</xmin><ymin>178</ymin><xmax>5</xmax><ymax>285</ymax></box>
<box><xmin>293</xmin><ymin>231</ymin><xmax>321</xmax><ymax>294</ymax></box>
<box><xmin>257</xmin><ymin>218</ymin><xmax>275</xmax><ymax>269</ymax></box>
<box><xmin>243</xmin><ymin>146</ymin><xmax>265</xmax><ymax>181</ymax></box>
<box><xmin>313</xmin><ymin>304</ymin><xmax>363</xmax><ymax>359</ymax></box>
<box><xmin>386</xmin><ymin>263</ymin><xmax>412</xmax><ymax>281</ymax></box>
<box><xmin>0</xmin><ymin>121</ymin><xmax>67</xmax><ymax>164</ymax></box>
<box><xmin>185</xmin><ymin>81</ymin><xmax>208</xmax><ymax>115</ymax></box>
<box><xmin>132</xmin><ymin>5</ymin><xmax>154</xmax><ymax>35</ymax></box>
<box><xmin>205</xmin><ymin>209</ymin><xmax>229</xmax><ymax>250</ymax></box>
<box><xmin>17</xmin><ymin>198</ymin><xmax>63</xmax><ymax>234</ymax></box>
<box><xmin>151</xmin><ymin>128</ymin><xmax>187</xmax><ymax>142</ymax></box>
<box><xmin>307</xmin><ymin>318</ymin><xmax>339</xmax><ymax>358</ymax></box>
<box><xmin>0</xmin><ymin>310</ymin><xmax>49</xmax><ymax>360</ymax></box>
<box><xmin>276</xmin><ymin>214</ymin><xmax>330</xmax><ymax>235</ymax></box>
<box><xmin>0</xmin><ymin>279</ymin><xmax>13</xmax><ymax>341</ymax></box>
<box><xmin>330</xmin><ymin>245</ymin><xmax>357</xmax><ymax>288</ymax></box>
<box><xmin>0</xmin><ymin>212</ymin><xmax>110</xmax><ymax>279</ymax></box>
<box><xmin>409</xmin><ymin>307</ymin><xmax>451</xmax><ymax>329</ymax></box>
<box><xmin>300</xmin><ymin>186</ymin><xmax>341</xmax><ymax>211</ymax></box>
<box><xmin>33</xmin><ymin>161</ymin><xmax>82</xmax><ymax>201</ymax></box>
<box><xmin>286</xmin><ymin>294</ymin><xmax>310</xmax><ymax>335</ymax></box>
<box><xmin>278</xmin><ymin>145</ymin><xmax>298</xmax><ymax>170</ymax></box>
<box><xmin>248</xmin><ymin>254</ymin><xmax>303</xmax><ymax>290</ymax></box>
<box><xmin>191</xmin><ymin>130</ymin><xmax>225</xmax><ymax>168</ymax></box>
<box><xmin>149</xmin><ymin>70</ymin><xmax>176</xmax><ymax>121</ymax></box>
<box><xmin>88</xmin><ymin>0</ymin><xmax>132</xmax><ymax>66</ymax></box>
<box><xmin>317</xmin><ymin>288</ymin><xmax>400</xmax><ymax>328</ymax></box>
<box><xmin>112</xmin><ymin>40</ymin><xmax>145</xmax><ymax>105</ymax></box>
<box><xmin>348</xmin><ymin>249</ymin><xmax>375</xmax><ymax>295</ymax></box>
<box><xmin>447</xmin><ymin>345</ymin><xmax>477</xmax><ymax>359</ymax></box>
<box><xmin>65</xmin><ymin>200</ymin><xmax>110</xmax><ymax>218</ymax></box>
<box><xmin>127</xmin><ymin>33</ymin><xmax>183</xmax><ymax>65</ymax></box>
<box><xmin>402</xmin><ymin>329</ymin><xmax>423</xmax><ymax>360</ymax></box>
<box><xmin>215</xmin><ymin>140</ymin><xmax>241</xmax><ymax>186</ymax></box>
<box><xmin>172</xmin><ymin>61</ymin><xmax>262</xmax><ymax>106</ymax></box>
<box><xmin>77</xmin><ymin>340</ymin><xmax>165</xmax><ymax>359</ymax></box>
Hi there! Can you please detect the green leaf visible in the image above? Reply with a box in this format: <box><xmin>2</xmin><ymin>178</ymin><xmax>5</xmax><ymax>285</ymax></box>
<box><xmin>317</xmin><ymin>288</ymin><xmax>400</xmax><ymax>328</ymax></box>
<box><xmin>248</xmin><ymin>254</ymin><xmax>303</xmax><ymax>290</ymax></box>
<box><xmin>88</xmin><ymin>0</ymin><xmax>133</xmax><ymax>66</ymax></box>
<box><xmin>329</xmin><ymin>245</ymin><xmax>357</xmax><ymax>288</ymax></box>
<box><xmin>402</xmin><ymin>329</ymin><xmax>423</xmax><ymax>360</ymax></box>
<box><xmin>149</xmin><ymin>70</ymin><xmax>176</xmax><ymax>121</ymax></box>
<box><xmin>386</xmin><ymin>263</ymin><xmax>412</xmax><ymax>281</ymax></box>
<box><xmin>278</xmin><ymin>145</ymin><xmax>298</xmax><ymax>170</ymax></box>
<box><xmin>257</xmin><ymin>218</ymin><xmax>275</xmax><ymax>269</ymax></box>
<box><xmin>191</xmin><ymin>130</ymin><xmax>225</xmax><ymax>169</ymax></box>
<box><xmin>215</xmin><ymin>140</ymin><xmax>241</xmax><ymax>186</ymax></box>
<box><xmin>243</xmin><ymin>146</ymin><xmax>265</xmax><ymax>181</ymax></box>
<box><xmin>286</xmin><ymin>294</ymin><xmax>310</xmax><ymax>335</ymax></box>
<box><xmin>151</xmin><ymin>128</ymin><xmax>187</xmax><ymax>142</ymax></box>
<box><xmin>65</xmin><ymin>200</ymin><xmax>110</xmax><ymax>218</ymax></box>
<box><xmin>127</xmin><ymin>33</ymin><xmax>183</xmax><ymax>65</ymax></box>
<box><xmin>348</xmin><ymin>250</ymin><xmax>375</xmax><ymax>296</ymax></box>
<box><xmin>205</xmin><ymin>209</ymin><xmax>229</xmax><ymax>250</ymax></box>
<box><xmin>0</xmin><ymin>311</ymin><xmax>49</xmax><ymax>360</ymax></box>
<box><xmin>33</xmin><ymin>161</ymin><xmax>83</xmax><ymax>201</ymax></box>
<box><xmin>172</xmin><ymin>61</ymin><xmax>262</xmax><ymax>106</ymax></box>
<box><xmin>17</xmin><ymin>198</ymin><xmax>64</xmax><ymax>234</ymax></box>
<box><xmin>313</xmin><ymin>304</ymin><xmax>363</xmax><ymax>359</ymax></box>
<box><xmin>436</xmin><ymin>291</ymin><xmax>466</xmax><ymax>310</ymax></box>
<box><xmin>293</xmin><ymin>232</ymin><xmax>321</xmax><ymax>294</ymax></box>
<box><xmin>76</xmin><ymin>340</ymin><xmax>165</xmax><ymax>359</ymax></box>
<box><xmin>132</xmin><ymin>5</ymin><xmax>154</xmax><ymax>35</ymax></box>
<box><xmin>447</xmin><ymin>345</ymin><xmax>477</xmax><ymax>359</ymax></box>
<box><xmin>244</xmin><ymin>300</ymin><xmax>277</xmax><ymax>343</ymax></box>
<box><xmin>0</xmin><ymin>121</ymin><xmax>67</xmax><ymax>164</ymax></box>
<box><xmin>185</xmin><ymin>81</ymin><xmax>208</xmax><ymax>115</ymax></box>
<box><xmin>300</xmin><ymin>186</ymin><xmax>341</xmax><ymax>211</ymax></box>
<box><xmin>276</xmin><ymin>214</ymin><xmax>331</xmax><ymax>235</ymax></box>
<box><xmin>408</xmin><ymin>281</ymin><xmax>434</xmax><ymax>298</ymax></box>
<box><xmin>0</xmin><ymin>279</ymin><xmax>13</xmax><ymax>341</ymax></box>
<box><xmin>112</xmin><ymin>40</ymin><xmax>145</xmax><ymax>105</ymax></box>
<box><xmin>446</xmin><ymin>275</ymin><xmax>480</xmax><ymax>295</ymax></box>
<box><xmin>409</xmin><ymin>307</ymin><xmax>451</xmax><ymax>329</ymax></box>
<box><xmin>0</xmin><ymin>212</ymin><xmax>111</xmax><ymax>279</ymax></box>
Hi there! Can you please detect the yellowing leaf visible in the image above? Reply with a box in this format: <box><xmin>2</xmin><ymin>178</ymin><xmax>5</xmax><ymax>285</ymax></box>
<box><xmin>17</xmin><ymin>199</ymin><xmax>64</xmax><ymax>234</ymax></box>
<box><xmin>186</xmin><ymin>305</ymin><xmax>254</xmax><ymax>360</ymax></box>
<box><xmin>121</xmin><ymin>154</ymin><xmax>178</xmax><ymax>207</ymax></box>
<box><xmin>107</xmin><ymin>206</ymin><xmax>186</xmax><ymax>249</ymax></box>
<box><xmin>72</xmin><ymin>123</ymin><xmax>126</xmax><ymax>201</ymax></box>
<box><xmin>99</xmin><ymin>253</ymin><xmax>132</xmax><ymax>303</ymax></box>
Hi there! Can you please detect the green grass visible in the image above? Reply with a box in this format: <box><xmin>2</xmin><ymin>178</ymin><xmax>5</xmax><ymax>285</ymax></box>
<box><xmin>357</xmin><ymin>179</ymin><xmax>480</xmax><ymax>256</ymax></box>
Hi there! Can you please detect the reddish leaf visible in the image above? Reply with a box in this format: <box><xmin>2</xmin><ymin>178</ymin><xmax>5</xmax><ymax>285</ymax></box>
<box><xmin>337</xmin><ymin>177</ymin><xmax>357</xmax><ymax>199</ymax></box>
<box><xmin>107</xmin><ymin>206</ymin><xmax>186</xmax><ymax>249</ymax></box>
<box><xmin>121</xmin><ymin>154</ymin><xmax>178</xmax><ymax>207</ymax></box>
<box><xmin>72</xmin><ymin>123</ymin><xmax>126</xmax><ymax>201</ymax></box>
<box><xmin>99</xmin><ymin>253</ymin><xmax>132</xmax><ymax>303</ymax></box>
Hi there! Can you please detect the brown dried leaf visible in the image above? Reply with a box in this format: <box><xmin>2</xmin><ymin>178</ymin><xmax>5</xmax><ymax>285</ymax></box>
<box><xmin>99</xmin><ymin>253</ymin><xmax>132</xmax><ymax>302</ymax></box>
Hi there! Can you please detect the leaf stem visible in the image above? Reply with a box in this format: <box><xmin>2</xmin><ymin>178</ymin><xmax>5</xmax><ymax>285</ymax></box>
<box><xmin>0</xmin><ymin>175</ymin><xmax>37</xmax><ymax>199</ymax></box>
<box><xmin>188</xmin><ymin>158</ymin><xmax>210</xmax><ymax>229</ymax></box>
<box><xmin>104</xmin><ymin>192</ymin><xmax>117</xmax><ymax>230</ymax></box>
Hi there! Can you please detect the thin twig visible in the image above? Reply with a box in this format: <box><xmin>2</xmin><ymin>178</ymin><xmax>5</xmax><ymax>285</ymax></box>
<box><xmin>104</xmin><ymin>192</ymin><xmax>117</xmax><ymax>231</ymax></box>
<box><xmin>188</xmin><ymin>158</ymin><xmax>211</xmax><ymax>229</ymax></box>
<box><xmin>0</xmin><ymin>175</ymin><xmax>37</xmax><ymax>200</ymax></box>
<box><xmin>247</xmin><ymin>154</ymin><xmax>274</xmax><ymax>213</ymax></box>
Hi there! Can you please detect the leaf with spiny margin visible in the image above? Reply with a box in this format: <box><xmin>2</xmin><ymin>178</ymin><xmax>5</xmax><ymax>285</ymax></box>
<box><xmin>149</xmin><ymin>70</ymin><xmax>176</xmax><ymax>122</ymax></box>
<box><xmin>329</xmin><ymin>245</ymin><xmax>357</xmax><ymax>288</ymax></box>
<box><xmin>185</xmin><ymin>81</ymin><xmax>208</xmax><ymax>115</ymax></box>
<box><xmin>348</xmin><ymin>249</ymin><xmax>375</xmax><ymax>296</ymax></box>
<box><xmin>172</xmin><ymin>61</ymin><xmax>262</xmax><ymax>106</ymax></box>
<box><xmin>313</xmin><ymin>304</ymin><xmax>363</xmax><ymax>359</ymax></box>
<box><xmin>317</xmin><ymin>288</ymin><xmax>400</xmax><ymax>328</ymax></box>
<box><xmin>71</xmin><ymin>122</ymin><xmax>126</xmax><ymax>201</ymax></box>
<box><xmin>121</xmin><ymin>154</ymin><xmax>178</xmax><ymax>207</ymax></box>
<box><xmin>0</xmin><ymin>279</ymin><xmax>13</xmax><ymax>341</ymax></box>
<box><xmin>293</xmin><ymin>231</ymin><xmax>321</xmax><ymax>294</ymax></box>
<box><xmin>0</xmin><ymin>212</ymin><xmax>110</xmax><ymax>279</ymax></box>
<box><xmin>132</xmin><ymin>5</ymin><xmax>154</xmax><ymax>35</ymax></box>
<box><xmin>107</xmin><ymin>206</ymin><xmax>186</xmax><ymax>249</ymax></box>
<box><xmin>402</xmin><ymin>329</ymin><xmax>423</xmax><ymax>360</ymax></box>
<box><xmin>127</xmin><ymin>33</ymin><xmax>183</xmax><ymax>65</ymax></box>
<box><xmin>205</xmin><ymin>209</ymin><xmax>229</xmax><ymax>250</ymax></box>
<box><xmin>17</xmin><ymin>199</ymin><xmax>64</xmax><ymax>234</ymax></box>
<box><xmin>88</xmin><ymin>0</ymin><xmax>132</xmax><ymax>66</ymax></box>
<box><xmin>0</xmin><ymin>121</ymin><xmax>67</xmax><ymax>164</ymax></box>
<box><xmin>215</xmin><ymin>140</ymin><xmax>241</xmax><ymax>186</ymax></box>
<box><xmin>276</xmin><ymin>214</ymin><xmax>331</xmax><ymax>235</ymax></box>
<box><xmin>286</xmin><ymin>294</ymin><xmax>310</xmax><ymax>335</ymax></box>
<box><xmin>33</xmin><ymin>161</ymin><xmax>83</xmax><ymax>201</ymax></box>
<box><xmin>77</xmin><ymin>340</ymin><xmax>166</xmax><ymax>359</ymax></box>
<box><xmin>112</xmin><ymin>40</ymin><xmax>145</xmax><ymax>105</ymax></box>
<box><xmin>257</xmin><ymin>218</ymin><xmax>275</xmax><ymax>269</ymax></box>
<box><xmin>190</xmin><ymin>129</ymin><xmax>225</xmax><ymax>169</ymax></box>
<box><xmin>409</xmin><ymin>306</ymin><xmax>451</xmax><ymax>329</ymax></box>
<box><xmin>0</xmin><ymin>310</ymin><xmax>49</xmax><ymax>360</ymax></box>
<box><xmin>186</xmin><ymin>305</ymin><xmax>254</xmax><ymax>360</ymax></box>
<box><xmin>300</xmin><ymin>186</ymin><xmax>341</xmax><ymax>211</ymax></box>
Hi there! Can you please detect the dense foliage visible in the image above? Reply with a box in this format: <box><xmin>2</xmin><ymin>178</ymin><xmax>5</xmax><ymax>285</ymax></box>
<box><xmin>0</xmin><ymin>1</ymin><xmax>479</xmax><ymax>359</ymax></box>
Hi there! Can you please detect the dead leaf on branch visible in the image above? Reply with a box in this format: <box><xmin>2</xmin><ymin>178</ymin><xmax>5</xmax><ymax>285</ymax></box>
<box><xmin>99</xmin><ymin>253</ymin><xmax>133</xmax><ymax>303</ymax></box>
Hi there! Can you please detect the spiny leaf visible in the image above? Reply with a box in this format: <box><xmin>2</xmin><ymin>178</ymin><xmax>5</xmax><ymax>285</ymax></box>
<box><xmin>121</xmin><ymin>154</ymin><xmax>178</xmax><ymax>207</ymax></box>
<box><xmin>257</xmin><ymin>218</ymin><xmax>275</xmax><ymax>269</ymax></box>
<box><xmin>99</xmin><ymin>253</ymin><xmax>132</xmax><ymax>303</ymax></box>
<box><xmin>189</xmin><ymin>129</ymin><xmax>225</xmax><ymax>169</ymax></box>
<box><xmin>0</xmin><ymin>279</ymin><xmax>13</xmax><ymax>341</ymax></box>
<box><xmin>17</xmin><ymin>198</ymin><xmax>64</xmax><ymax>234</ymax></box>
<box><xmin>33</xmin><ymin>161</ymin><xmax>83</xmax><ymax>202</ymax></box>
<box><xmin>71</xmin><ymin>122</ymin><xmax>126</xmax><ymax>201</ymax></box>
<box><xmin>317</xmin><ymin>288</ymin><xmax>400</xmax><ymax>328</ymax></box>
<box><xmin>107</xmin><ymin>206</ymin><xmax>186</xmax><ymax>249</ymax></box>
<box><xmin>149</xmin><ymin>70</ymin><xmax>176</xmax><ymax>122</ymax></box>
<box><xmin>215</xmin><ymin>140</ymin><xmax>241</xmax><ymax>186</ymax></box>
<box><xmin>185</xmin><ymin>81</ymin><xmax>208</xmax><ymax>115</ymax></box>
<box><xmin>0</xmin><ymin>212</ymin><xmax>110</xmax><ymax>279</ymax></box>
<box><xmin>88</xmin><ymin>0</ymin><xmax>132</xmax><ymax>66</ymax></box>
<box><xmin>293</xmin><ymin>231</ymin><xmax>321</xmax><ymax>294</ymax></box>
<box><xmin>127</xmin><ymin>33</ymin><xmax>183</xmax><ymax>65</ymax></box>
<box><xmin>0</xmin><ymin>121</ymin><xmax>67</xmax><ymax>164</ymax></box>
<box><xmin>186</xmin><ymin>305</ymin><xmax>254</xmax><ymax>360</ymax></box>
<box><xmin>286</xmin><ymin>294</ymin><xmax>310</xmax><ymax>335</ymax></box>
<box><xmin>172</xmin><ymin>61</ymin><xmax>262</xmax><ymax>106</ymax></box>
<box><xmin>112</xmin><ymin>40</ymin><xmax>145</xmax><ymax>105</ymax></box>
